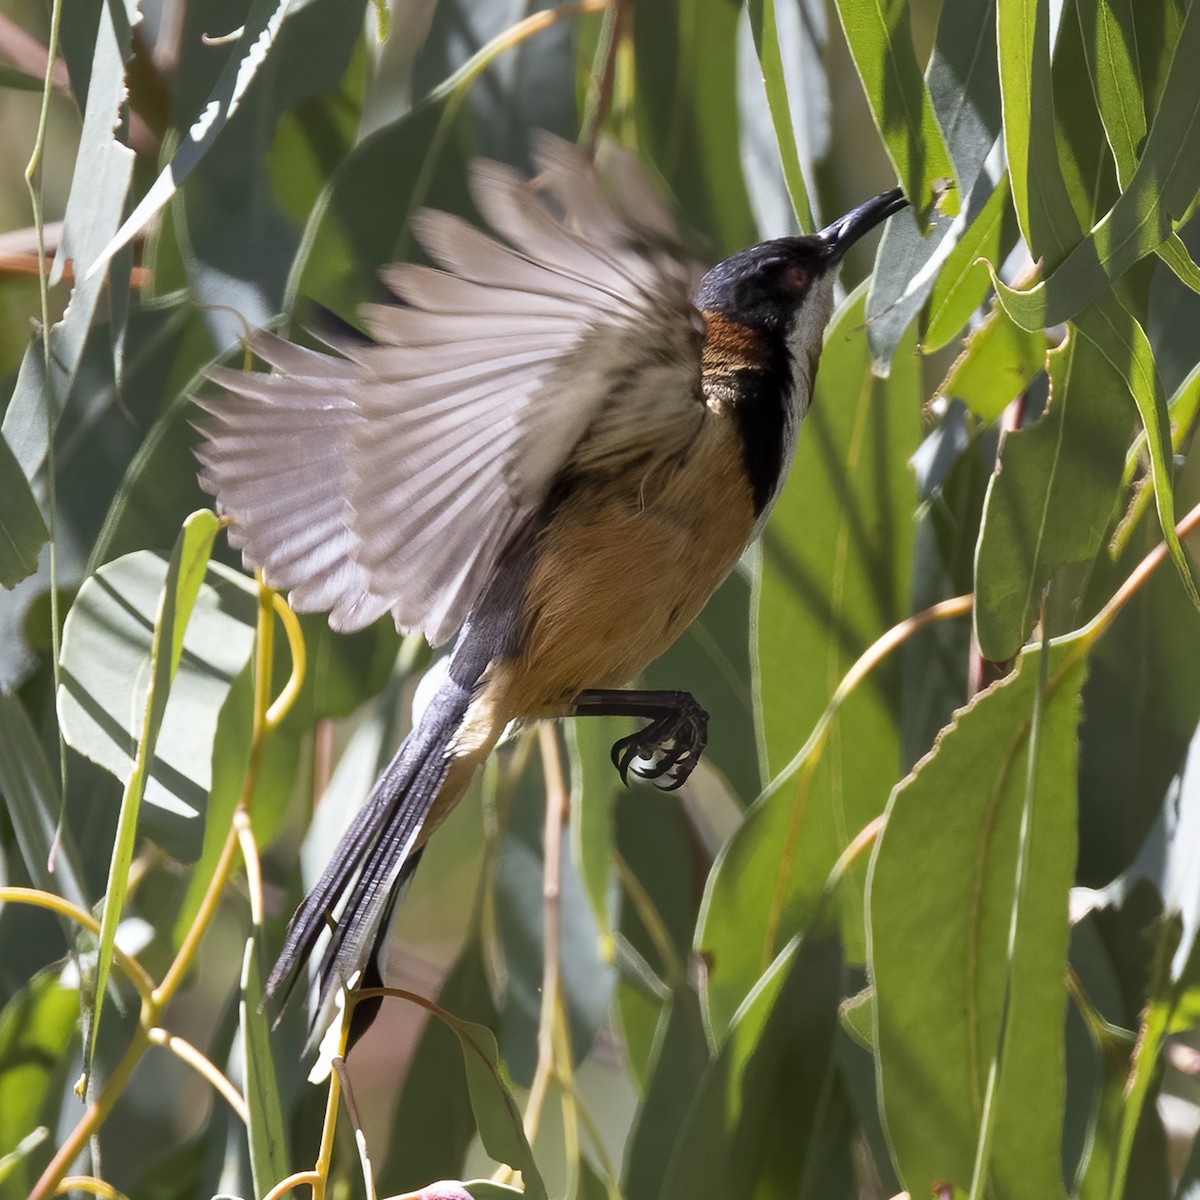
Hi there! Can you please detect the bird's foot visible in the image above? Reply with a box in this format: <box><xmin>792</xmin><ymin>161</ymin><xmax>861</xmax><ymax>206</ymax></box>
<box><xmin>610</xmin><ymin>696</ymin><xmax>708</xmax><ymax>790</ymax></box>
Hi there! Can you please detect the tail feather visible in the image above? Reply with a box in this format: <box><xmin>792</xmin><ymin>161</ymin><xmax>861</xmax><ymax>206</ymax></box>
<box><xmin>265</xmin><ymin>675</ymin><xmax>473</xmax><ymax>1031</ymax></box>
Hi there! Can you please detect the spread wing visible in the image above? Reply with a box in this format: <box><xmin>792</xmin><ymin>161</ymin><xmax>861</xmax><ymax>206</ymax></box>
<box><xmin>194</xmin><ymin>135</ymin><xmax>705</xmax><ymax>645</ymax></box>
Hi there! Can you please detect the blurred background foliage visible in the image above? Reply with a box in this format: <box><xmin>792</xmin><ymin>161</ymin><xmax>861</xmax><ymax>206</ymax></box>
<box><xmin>2</xmin><ymin>0</ymin><xmax>1200</xmax><ymax>1198</ymax></box>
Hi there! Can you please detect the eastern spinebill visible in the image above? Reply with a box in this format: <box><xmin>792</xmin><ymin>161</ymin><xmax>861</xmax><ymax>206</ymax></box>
<box><xmin>193</xmin><ymin>135</ymin><xmax>909</xmax><ymax>1040</ymax></box>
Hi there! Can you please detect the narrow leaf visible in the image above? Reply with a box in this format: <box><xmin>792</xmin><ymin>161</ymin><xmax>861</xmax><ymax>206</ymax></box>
<box><xmin>937</xmin><ymin>304</ymin><xmax>1047</xmax><ymax>423</ymax></box>
<box><xmin>747</xmin><ymin>0</ymin><xmax>816</xmax><ymax>231</ymax></box>
<box><xmin>0</xmin><ymin>433</ymin><xmax>47</xmax><ymax>587</ymax></box>
<box><xmin>1074</xmin><ymin>298</ymin><xmax>1200</xmax><ymax>615</ymax></box>
<box><xmin>697</xmin><ymin>289</ymin><xmax>919</xmax><ymax>1034</ymax></box>
<box><xmin>240</xmin><ymin>938</ymin><xmax>290</xmax><ymax>1198</ymax></box>
<box><xmin>868</xmin><ymin>637</ymin><xmax>1088</xmax><ymax>1198</ymax></box>
<box><xmin>0</xmin><ymin>691</ymin><xmax>88</xmax><ymax>909</ymax></box>
<box><xmin>77</xmin><ymin>509</ymin><xmax>220</xmax><ymax>1080</ymax></box>
<box><xmin>994</xmin><ymin>0</ymin><xmax>1200</xmax><ymax>329</ymax></box>
<box><xmin>439</xmin><ymin>1012</ymin><xmax>547</xmax><ymax>1200</ymax></box>
<box><xmin>86</xmin><ymin>0</ymin><xmax>293</xmax><ymax>281</ymax></box>
<box><xmin>974</xmin><ymin>325</ymin><xmax>1131</xmax><ymax>660</ymax></box>
<box><xmin>0</xmin><ymin>972</ymin><xmax>79</xmax><ymax>1196</ymax></box>
<box><xmin>829</xmin><ymin>0</ymin><xmax>957</xmax><ymax>223</ymax></box>
<box><xmin>922</xmin><ymin>173</ymin><xmax>1018</xmax><ymax>351</ymax></box>
<box><xmin>59</xmin><ymin>546</ymin><xmax>259</xmax><ymax>860</ymax></box>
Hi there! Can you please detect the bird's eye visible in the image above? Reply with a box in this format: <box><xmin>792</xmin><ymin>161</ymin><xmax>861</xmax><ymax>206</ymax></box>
<box><xmin>783</xmin><ymin>264</ymin><xmax>809</xmax><ymax>294</ymax></box>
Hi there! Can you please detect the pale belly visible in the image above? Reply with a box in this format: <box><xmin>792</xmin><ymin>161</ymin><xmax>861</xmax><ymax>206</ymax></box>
<box><xmin>495</xmin><ymin>418</ymin><xmax>757</xmax><ymax>717</ymax></box>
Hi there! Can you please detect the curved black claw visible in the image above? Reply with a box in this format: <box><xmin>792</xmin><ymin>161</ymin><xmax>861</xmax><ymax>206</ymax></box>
<box><xmin>610</xmin><ymin>696</ymin><xmax>709</xmax><ymax>791</ymax></box>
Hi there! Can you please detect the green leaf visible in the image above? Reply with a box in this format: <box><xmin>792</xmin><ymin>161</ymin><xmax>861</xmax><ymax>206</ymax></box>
<box><xmin>994</xmin><ymin>0</ymin><xmax>1200</xmax><ymax>330</ymax></box>
<box><xmin>974</xmin><ymin>325</ymin><xmax>1131</xmax><ymax>661</ymax></box>
<box><xmin>623</xmin><ymin>989</ymin><xmax>710</xmax><ymax>1200</ymax></box>
<box><xmin>88</xmin><ymin>0</ymin><xmax>295</xmax><ymax>279</ymax></box>
<box><xmin>658</xmin><ymin>933</ymin><xmax>849</xmax><ymax>1199</ymax></box>
<box><xmin>697</xmin><ymin>289</ymin><xmax>919</xmax><ymax>1035</ymax></box>
<box><xmin>379</xmin><ymin>943</ymin><xmax>498</xmax><ymax>1195</ymax></box>
<box><xmin>176</xmin><ymin>0</ymin><xmax>363</xmax><ymax>348</ymax></box>
<box><xmin>631</xmin><ymin>0</ymin><xmax>757</xmax><ymax>256</ymax></box>
<box><xmin>494</xmin><ymin>746</ymin><xmax>614</xmax><ymax>1084</ymax></box>
<box><xmin>1075</xmin><ymin>0</ymin><xmax>1200</xmax><ymax>296</ymax></box>
<box><xmin>644</xmin><ymin>568</ymin><xmax>759</xmax><ymax>802</ymax></box>
<box><xmin>59</xmin><ymin>545</ymin><xmax>259</xmax><ymax>859</ymax></box>
<box><xmin>937</xmin><ymin>302</ymin><xmax>1048</xmax><ymax>423</ymax></box>
<box><xmin>1077</xmin><ymin>519</ymin><xmax>1200</xmax><ymax>887</ymax></box>
<box><xmin>997</xmin><ymin>0</ymin><xmax>1084</xmax><ymax>267</ymax></box>
<box><xmin>240</xmin><ymin>938</ymin><xmax>289</xmax><ymax>1200</ymax></box>
<box><xmin>1</xmin><ymin>0</ymin><xmax>136</xmax><ymax>483</ymax></box>
<box><xmin>1074</xmin><ymin>298</ymin><xmax>1200</xmax><ymax>615</ymax></box>
<box><xmin>747</xmin><ymin>0</ymin><xmax>816</xmax><ymax>231</ymax></box>
<box><xmin>0</xmin><ymin>692</ymin><xmax>89</xmax><ymax>910</ymax></box>
<box><xmin>867</xmin><ymin>0</ymin><xmax>1003</xmax><ymax>362</ymax></box>
<box><xmin>1076</xmin><ymin>0</ymin><xmax>1146</xmax><ymax>184</ymax></box>
<box><xmin>868</xmin><ymin>637</ymin><xmax>1088</xmax><ymax>1199</ymax></box>
<box><xmin>567</xmin><ymin>717</ymin><xmax>622</xmax><ymax>941</ymax></box>
<box><xmin>0</xmin><ymin>432</ymin><xmax>47</xmax><ymax>587</ymax></box>
<box><xmin>829</xmin><ymin>0</ymin><xmax>958</xmax><ymax>224</ymax></box>
<box><xmin>287</xmin><ymin>97</ymin><xmax>466</xmax><ymax>321</ymax></box>
<box><xmin>72</xmin><ymin>510</ymin><xmax>220</xmax><ymax>1082</ymax></box>
<box><xmin>435</xmin><ymin>1010</ymin><xmax>547</xmax><ymax>1200</ymax></box>
<box><xmin>0</xmin><ymin>972</ymin><xmax>79</xmax><ymax>1197</ymax></box>
<box><xmin>921</xmin><ymin>172</ymin><xmax>1019</xmax><ymax>352</ymax></box>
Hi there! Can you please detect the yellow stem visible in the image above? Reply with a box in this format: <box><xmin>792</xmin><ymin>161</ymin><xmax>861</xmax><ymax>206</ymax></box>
<box><xmin>523</xmin><ymin>725</ymin><xmax>569</xmax><ymax>1147</ymax></box>
<box><xmin>262</xmin><ymin>1172</ymin><xmax>322</xmax><ymax>1200</ymax></box>
<box><xmin>310</xmin><ymin>1063</ymin><xmax>342</xmax><ymax>1200</ymax></box>
<box><xmin>146</xmin><ymin>1027</ymin><xmax>249</xmax><ymax>1125</ymax></box>
<box><xmin>55</xmin><ymin>1176</ymin><xmax>128</xmax><ymax>1200</ymax></box>
<box><xmin>153</xmin><ymin>825</ymin><xmax>239</xmax><ymax>1010</ymax></box>
<box><xmin>234</xmin><ymin>808</ymin><xmax>264</xmax><ymax>928</ymax></box>
<box><xmin>31</xmin><ymin>1028</ymin><xmax>150</xmax><ymax>1200</ymax></box>
<box><xmin>266</xmin><ymin>592</ymin><xmax>306</xmax><ymax>731</ymax></box>
<box><xmin>0</xmin><ymin>888</ymin><xmax>156</xmax><ymax>1002</ymax></box>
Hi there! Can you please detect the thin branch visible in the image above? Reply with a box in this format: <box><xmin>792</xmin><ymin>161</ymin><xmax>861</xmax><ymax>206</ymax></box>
<box><xmin>54</xmin><ymin>1177</ymin><xmax>128</xmax><ymax>1200</ymax></box>
<box><xmin>580</xmin><ymin>0</ymin><xmax>626</xmax><ymax>159</ymax></box>
<box><xmin>146</xmin><ymin>1028</ymin><xmax>250</xmax><ymax>1125</ymax></box>
<box><xmin>0</xmin><ymin>888</ymin><xmax>156</xmax><ymax>1002</ymax></box>
<box><xmin>523</xmin><ymin>724</ymin><xmax>570</xmax><ymax>1147</ymax></box>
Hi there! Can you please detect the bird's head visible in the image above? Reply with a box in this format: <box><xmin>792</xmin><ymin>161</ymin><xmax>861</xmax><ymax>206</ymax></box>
<box><xmin>695</xmin><ymin>188</ymin><xmax>909</xmax><ymax>386</ymax></box>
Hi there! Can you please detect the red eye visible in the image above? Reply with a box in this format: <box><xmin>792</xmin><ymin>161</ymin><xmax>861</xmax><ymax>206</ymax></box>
<box><xmin>783</xmin><ymin>264</ymin><xmax>809</xmax><ymax>293</ymax></box>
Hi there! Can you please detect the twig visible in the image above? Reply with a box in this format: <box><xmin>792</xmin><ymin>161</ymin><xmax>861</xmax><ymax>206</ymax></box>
<box><xmin>580</xmin><ymin>0</ymin><xmax>625</xmax><ymax>159</ymax></box>
<box><xmin>523</xmin><ymin>725</ymin><xmax>570</xmax><ymax>1147</ymax></box>
<box><xmin>146</xmin><ymin>1028</ymin><xmax>250</xmax><ymax>1125</ymax></box>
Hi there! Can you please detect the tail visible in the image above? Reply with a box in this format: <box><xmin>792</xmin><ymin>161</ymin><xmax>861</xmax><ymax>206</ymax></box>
<box><xmin>264</xmin><ymin>668</ymin><xmax>479</xmax><ymax>1039</ymax></box>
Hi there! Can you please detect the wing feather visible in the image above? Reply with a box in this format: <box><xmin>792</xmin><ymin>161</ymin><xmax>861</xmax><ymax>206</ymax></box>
<box><xmin>194</xmin><ymin>135</ymin><xmax>705</xmax><ymax>645</ymax></box>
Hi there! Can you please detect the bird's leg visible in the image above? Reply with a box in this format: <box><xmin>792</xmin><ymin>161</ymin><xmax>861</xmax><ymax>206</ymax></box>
<box><xmin>569</xmin><ymin>689</ymin><xmax>708</xmax><ymax>790</ymax></box>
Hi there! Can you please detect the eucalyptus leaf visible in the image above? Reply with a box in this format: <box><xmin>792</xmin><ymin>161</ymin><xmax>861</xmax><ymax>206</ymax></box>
<box><xmin>240</xmin><ymin>938</ymin><xmax>290</xmax><ymax>1199</ymax></box>
<box><xmin>0</xmin><ymin>972</ymin><xmax>79</xmax><ymax>1197</ymax></box>
<box><xmin>0</xmin><ymin>433</ymin><xmax>47</xmax><ymax>588</ymax></box>
<box><xmin>88</xmin><ymin>0</ymin><xmax>296</xmax><ymax>280</ymax></box>
<box><xmin>64</xmin><ymin>511</ymin><xmax>222</xmax><ymax>1080</ymax></box>
<box><xmin>994</xmin><ymin>0</ymin><xmax>1200</xmax><ymax>330</ymax></box>
<box><xmin>868</xmin><ymin>637</ymin><xmax>1087</xmax><ymax>1199</ymax></box>
<box><xmin>1</xmin><ymin>0</ymin><xmax>136</xmax><ymax>482</ymax></box>
<box><xmin>0</xmin><ymin>692</ymin><xmax>88</xmax><ymax>910</ymax></box>
<box><xmin>974</xmin><ymin>326</ymin><xmax>1130</xmax><ymax>661</ymax></box>
<box><xmin>937</xmin><ymin>303</ymin><xmax>1047</xmax><ymax>423</ymax></box>
<box><xmin>829</xmin><ymin>0</ymin><xmax>957</xmax><ymax>224</ymax></box>
<box><xmin>59</xmin><ymin>541</ymin><xmax>258</xmax><ymax>854</ymax></box>
<box><xmin>866</xmin><ymin>0</ymin><xmax>1003</xmax><ymax>363</ymax></box>
<box><xmin>659</xmin><ymin>933</ymin><xmax>848</xmax><ymax>1200</ymax></box>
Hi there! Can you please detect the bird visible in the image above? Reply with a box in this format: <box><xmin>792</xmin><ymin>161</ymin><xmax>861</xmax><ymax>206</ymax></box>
<box><xmin>193</xmin><ymin>134</ymin><xmax>909</xmax><ymax>1042</ymax></box>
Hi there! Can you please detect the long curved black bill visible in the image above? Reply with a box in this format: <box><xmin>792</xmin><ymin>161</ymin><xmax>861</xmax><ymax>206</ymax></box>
<box><xmin>816</xmin><ymin>188</ymin><xmax>908</xmax><ymax>263</ymax></box>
